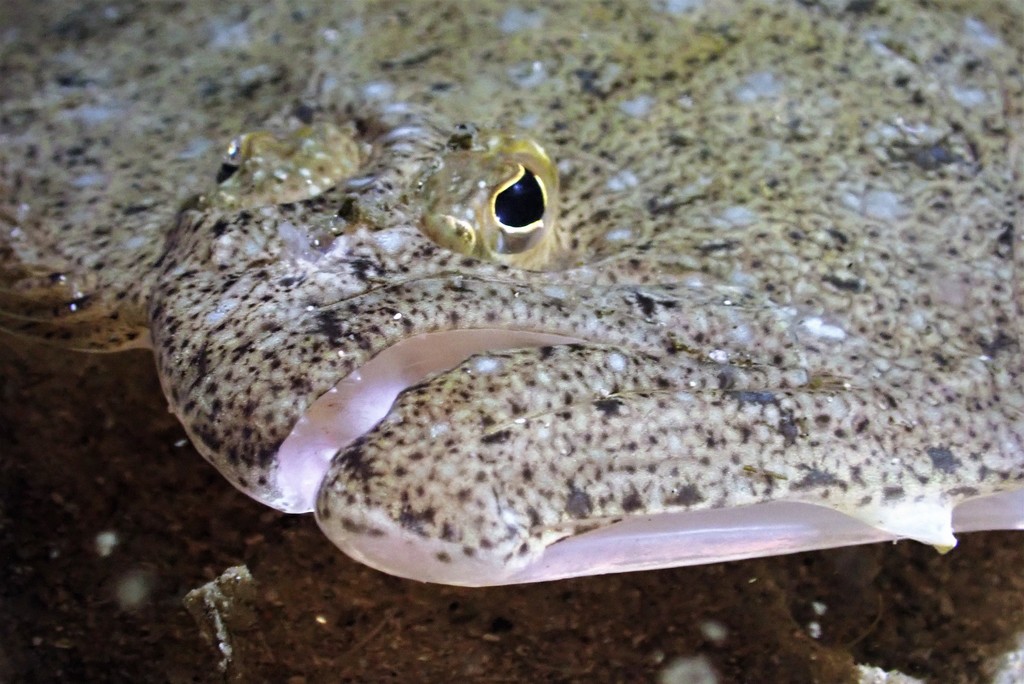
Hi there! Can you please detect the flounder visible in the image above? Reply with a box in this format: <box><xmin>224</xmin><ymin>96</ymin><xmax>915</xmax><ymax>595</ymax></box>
<box><xmin>2</xmin><ymin>0</ymin><xmax>1021</xmax><ymax>585</ymax></box>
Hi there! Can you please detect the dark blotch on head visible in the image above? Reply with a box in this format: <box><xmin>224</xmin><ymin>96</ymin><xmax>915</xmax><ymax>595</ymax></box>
<box><xmin>482</xmin><ymin>429</ymin><xmax>512</xmax><ymax>445</ymax></box>
<box><xmin>315</xmin><ymin>310</ymin><xmax>345</xmax><ymax>346</ymax></box>
<box><xmin>792</xmin><ymin>468</ymin><xmax>842</xmax><ymax>491</ymax></box>
<box><xmin>672</xmin><ymin>484</ymin><xmax>705</xmax><ymax>507</ymax></box>
<box><xmin>566</xmin><ymin>486</ymin><xmax>593</xmax><ymax>519</ymax></box>
<box><xmin>926</xmin><ymin>446</ymin><xmax>960</xmax><ymax>474</ymax></box>
<box><xmin>883</xmin><ymin>486</ymin><xmax>904</xmax><ymax>501</ymax></box>
<box><xmin>778</xmin><ymin>409</ymin><xmax>800</xmax><ymax>447</ymax></box>
<box><xmin>634</xmin><ymin>292</ymin><xmax>657</xmax><ymax>317</ymax></box>
<box><xmin>731</xmin><ymin>391</ymin><xmax>776</xmax><ymax>405</ymax></box>
<box><xmin>622</xmin><ymin>490</ymin><xmax>643</xmax><ymax>513</ymax></box>
<box><xmin>594</xmin><ymin>397</ymin><xmax>624</xmax><ymax>416</ymax></box>
<box><xmin>338</xmin><ymin>443</ymin><xmax>376</xmax><ymax>482</ymax></box>
<box><xmin>910</xmin><ymin>143</ymin><xmax>961</xmax><ymax>170</ymax></box>
<box><xmin>822</xmin><ymin>273</ymin><xmax>866</xmax><ymax>293</ymax></box>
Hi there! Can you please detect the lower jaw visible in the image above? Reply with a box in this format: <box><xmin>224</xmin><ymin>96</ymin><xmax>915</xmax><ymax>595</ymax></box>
<box><xmin>271</xmin><ymin>328</ymin><xmax>585</xmax><ymax>513</ymax></box>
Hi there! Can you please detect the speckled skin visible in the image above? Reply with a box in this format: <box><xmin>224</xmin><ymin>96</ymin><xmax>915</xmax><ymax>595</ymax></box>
<box><xmin>2</xmin><ymin>1</ymin><xmax>1022</xmax><ymax>582</ymax></box>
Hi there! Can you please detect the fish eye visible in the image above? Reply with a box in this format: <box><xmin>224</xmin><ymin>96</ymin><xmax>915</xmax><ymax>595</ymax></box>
<box><xmin>491</xmin><ymin>166</ymin><xmax>547</xmax><ymax>254</ymax></box>
<box><xmin>419</xmin><ymin>132</ymin><xmax>561</xmax><ymax>270</ymax></box>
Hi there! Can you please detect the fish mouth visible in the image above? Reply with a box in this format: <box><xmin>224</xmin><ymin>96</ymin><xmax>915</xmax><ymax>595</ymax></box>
<box><xmin>271</xmin><ymin>328</ymin><xmax>583</xmax><ymax>513</ymax></box>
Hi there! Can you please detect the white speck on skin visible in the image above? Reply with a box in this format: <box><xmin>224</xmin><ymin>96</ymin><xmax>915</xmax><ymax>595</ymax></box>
<box><xmin>652</xmin><ymin>0</ymin><xmax>704</xmax><ymax>15</ymax></box>
<box><xmin>318</xmin><ymin>74</ymin><xmax>339</xmax><ymax>95</ymax></box>
<box><xmin>619</xmin><ymin>94</ymin><xmax>656</xmax><ymax>119</ymax></box>
<box><xmin>276</xmin><ymin>220</ymin><xmax>318</xmax><ymax>261</ymax></box>
<box><xmin>807</xmin><ymin>621</ymin><xmax>822</xmax><ymax>639</ymax></box>
<box><xmin>717</xmin><ymin>205</ymin><xmax>758</xmax><ymax>228</ymax></box>
<box><xmin>800</xmin><ymin>317</ymin><xmax>847</xmax><ymax>341</ymax></box>
<box><xmin>860</xmin><ymin>189</ymin><xmax>909</xmax><ymax>222</ymax></box>
<box><xmin>951</xmin><ymin>86</ymin><xmax>988</xmax><ymax>108</ymax></box>
<box><xmin>71</xmin><ymin>172</ymin><xmax>108</xmax><ymax>188</ymax></box>
<box><xmin>507</xmin><ymin>60</ymin><xmax>547</xmax><ymax>89</ymax></box>
<box><xmin>729</xmin><ymin>270</ymin><xmax>756</xmax><ymax>289</ymax></box>
<box><xmin>499</xmin><ymin>7</ymin><xmax>543</xmax><ymax>33</ymax></box>
<box><xmin>208</xmin><ymin>19</ymin><xmax>250</xmax><ymax>49</ymax></box>
<box><xmin>345</xmin><ymin>175</ymin><xmax>376</xmax><ymax>190</ymax></box>
<box><xmin>372</xmin><ymin>229</ymin><xmax>408</xmax><ymax>254</ymax></box>
<box><xmin>812</xmin><ymin>601</ymin><xmax>828</xmax><ymax>616</ymax></box>
<box><xmin>95</xmin><ymin>530</ymin><xmax>118</xmax><ymax>557</ymax></box>
<box><xmin>907</xmin><ymin>309</ymin><xmax>928</xmax><ymax>331</ymax></box>
<box><xmin>236</xmin><ymin>64</ymin><xmax>275</xmax><ymax>91</ymax></box>
<box><xmin>204</xmin><ymin>298</ymin><xmax>239</xmax><ymax>325</ymax></box>
<box><xmin>963</xmin><ymin>17</ymin><xmax>1002</xmax><ymax>50</ymax></box>
<box><xmin>381</xmin><ymin>101</ymin><xmax>415</xmax><ymax>117</ymax></box>
<box><xmin>606</xmin><ymin>169</ymin><xmax>640</xmax><ymax>192</ymax></box>
<box><xmin>607</xmin><ymin>352</ymin><xmax>628</xmax><ymax>372</ymax></box>
<box><xmin>473</xmin><ymin>357</ymin><xmax>502</xmax><ymax>374</ymax></box>
<box><xmin>429</xmin><ymin>423</ymin><xmax>449</xmax><ymax>438</ymax></box>
<box><xmin>362</xmin><ymin>81</ymin><xmax>395</xmax><ymax>100</ymax></box>
<box><xmin>730</xmin><ymin>323</ymin><xmax>753</xmax><ymax>346</ymax></box>
<box><xmin>709</xmin><ymin>349</ymin><xmax>729</xmax><ymax>364</ymax></box>
<box><xmin>381</xmin><ymin>125</ymin><xmax>427</xmax><ymax>143</ymax></box>
<box><xmin>541</xmin><ymin>285</ymin><xmax>567</xmax><ymax>300</ymax></box>
<box><xmin>61</xmin><ymin>104</ymin><xmax>119</xmax><ymax>125</ymax></box>
<box><xmin>516</xmin><ymin>113</ymin><xmax>541</xmax><ymax>129</ymax></box>
<box><xmin>177</xmin><ymin>137</ymin><xmax>213</xmax><ymax>160</ymax></box>
<box><xmin>604</xmin><ymin>227</ymin><xmax>634</xmax><ymax>242</ymax></box>
<box><xmin>734</xmin><ymin>71</ymin><xmax>782</xmax><ymax>103</ymax></box>
<box><xmin>684</xmin><ymin>275</ymin><xmax>705</xmax><ymax>288</ymax></box>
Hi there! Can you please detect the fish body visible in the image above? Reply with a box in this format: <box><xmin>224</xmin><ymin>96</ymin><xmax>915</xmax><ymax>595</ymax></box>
<box><xmin>2</xmin><ymin>1</ymin><xmax>1022</xmax><ymax>584</ymax></box>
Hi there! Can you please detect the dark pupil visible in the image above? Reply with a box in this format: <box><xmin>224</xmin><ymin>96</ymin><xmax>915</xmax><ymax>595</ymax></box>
<box><xmin>494</xmin><ymin>168</ymin><xmax>544</xmax><ymax>228</ymax></box>
<box><xmin>216</xmin><ymin>162</ymin><xmax>239</xmax><ymax>183</ymax></box>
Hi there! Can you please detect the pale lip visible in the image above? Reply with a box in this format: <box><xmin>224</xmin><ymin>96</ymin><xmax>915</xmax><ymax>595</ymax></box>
<box><xmin>271</xmin><ymin>328</ymin><xmax>584</xmax><ymax>513</ymax></box>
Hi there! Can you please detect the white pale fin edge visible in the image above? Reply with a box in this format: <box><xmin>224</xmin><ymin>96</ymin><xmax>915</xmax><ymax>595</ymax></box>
<box><xmin>318</xmin><ymin>490</ymin><xmax>1024</xmax><ymax>587</ymax></box>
